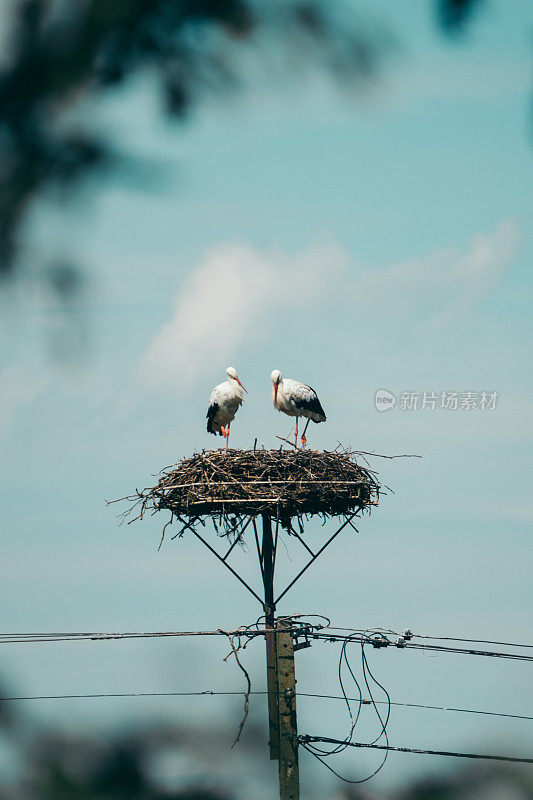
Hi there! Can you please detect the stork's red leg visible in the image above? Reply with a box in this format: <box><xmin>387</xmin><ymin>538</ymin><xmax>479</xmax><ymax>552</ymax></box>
<box><xmin>301</xmin><ymin>418</ymin><xmax>311</xmax><ymax>449</ymax></box>
<box><xmin>225</xmin><ymin>423</ymin><xmax>230</xmax><ymax>450</ymax></box>
<box><xmin>294</xmin><ymin>417</ymin><xmax>298</xmax><ymax>448</ymax></box>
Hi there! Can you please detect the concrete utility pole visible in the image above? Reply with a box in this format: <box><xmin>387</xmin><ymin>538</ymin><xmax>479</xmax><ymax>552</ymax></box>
<box><xmin>261</xmin><ymin>514</ymin><xmax>300</xmax><ymax>799</ymax></box>
<box><xmin>276</xmin><ymin>623</ymin><xmax>299</xmax><ymax>800</ymax></box>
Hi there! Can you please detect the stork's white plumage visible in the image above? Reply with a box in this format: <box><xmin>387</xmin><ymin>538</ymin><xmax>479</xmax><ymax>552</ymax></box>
<box><xmin>207</xmin><ymin>367</ymin><xmax>247</xmax><ymax>449</ymax></box>
<box><xmin>271</xmin><ymin>369</ymin><xmax>326</xmax><ymax>448</ymax></box>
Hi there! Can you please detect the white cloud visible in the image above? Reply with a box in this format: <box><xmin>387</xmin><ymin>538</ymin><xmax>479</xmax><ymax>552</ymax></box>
<box><xmin>0</xmin><ymin>365</ymin><xmax>48</xmax><ymax>436</ymax></box>
<box><xmin>138</xmin><ymin>220</ymin><xmax>521</xmax><ymax>395</ymax></box>
<box><xmin>354</xmin><ymin>218</ymin><xmax>522</xmax><ymax>326</ymax></box>
<box><xmin>138</xmin><ymin>242</ymin><xmax>347</xmax><ymax>393</ymax></box>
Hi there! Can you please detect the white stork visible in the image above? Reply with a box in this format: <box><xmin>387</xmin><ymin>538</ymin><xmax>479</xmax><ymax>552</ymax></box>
<box><xmin>271</xmin><ymin>369</ymin><xmax>326</xmax><ymax>448</ymax></box>
<box><xmin>206</xmin><ymin>367</ymin><xmax>247</xmax><ymax>449</ymax></box>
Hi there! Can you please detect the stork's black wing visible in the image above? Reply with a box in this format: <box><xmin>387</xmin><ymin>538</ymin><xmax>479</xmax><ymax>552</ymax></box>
<box><xmin>206</xmin><ymin>402</ymin><xmax>219</xmax><ymax>434</ymax></box>
<box><xmin>294</xmin><ymin>385</ymin><xmax>326</xmax><ymax>419</ymax></box>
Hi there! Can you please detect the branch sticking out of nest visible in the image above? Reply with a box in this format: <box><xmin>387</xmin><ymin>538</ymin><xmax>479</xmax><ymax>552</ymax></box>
<box><xmin>114</xmin><ymin>448</ymin><xmax>380</xmax><ymax>540</ymax></box>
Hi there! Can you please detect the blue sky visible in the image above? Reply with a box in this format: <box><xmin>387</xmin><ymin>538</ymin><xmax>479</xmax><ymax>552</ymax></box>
<box><xmin>1</xmin><ymin>1</ymin><xmax>533</xmax><ymax>796</ymax></box>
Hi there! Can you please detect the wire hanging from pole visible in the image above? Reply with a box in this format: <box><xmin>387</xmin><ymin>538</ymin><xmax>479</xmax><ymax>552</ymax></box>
<box><xmin>299</xmin><ymin>736</ymin><xmax>533</xmax><ymax>765</ymax></box>
<box><xmin>302</xmin><ymin>631</ymin><xmax>392</xmax><ymax>781</ymax></box>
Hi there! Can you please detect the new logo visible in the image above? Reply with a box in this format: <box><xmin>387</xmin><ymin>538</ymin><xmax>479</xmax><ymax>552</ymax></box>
<box><xmin>375</xmin><ymin>389</ymin><xmax>396</xmax><ymax>412</ymax></box>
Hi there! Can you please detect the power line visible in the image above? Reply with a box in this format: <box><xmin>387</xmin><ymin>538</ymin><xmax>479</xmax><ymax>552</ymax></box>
<box><xmin>299</xmin><ymin>693</ymin><xmax>533</xmax><ymax>721</ymax></box>
<box><xmin>312</xmin><ymin>632</ymin><xmax>533</xmax><ymax>662</ymax></box>
<box><xmin>325</xmin><ymin>627</ymin><xmax>533</xmax><ymax>650</ymax></box>
<box><xmin>413</xmin><ymin>634</ymin><xmax>533</xmax><ymax>649</ymax></box>
<box><xmin>3</xmin><ymin>626</ymin><xmax>533</xmax><ymax>660</ymax></box>
<box><xmin>2</xmin><ymin>689</ymin><xmax>530</xmax><ymax>723</ymax></box>
<box><xmin>403</xmin><ymin>641</ymin><xmax>533</xmax><ymax>662</ymax></box>
<box><xmin>0</xmin><ymin>690</ymin><xmax>232</xmax><ymax>701</ymax></box>
<box><xmin>299</xmin><ymin>735</ymin><xmax>533</xmax><ymax>764</ymax></box>
<box><xmin>0</xmin><ymin>624</ymin><xmax>319</xmax><ymax>644</ymax></box>
<box><xmin>4</xmin><ymin>629</ymin><xmax>532</xmax><ymax>665</ymax></box>
<box><xmin>0</xmin><ymin>629</ymin><xmax>258</xmax><ymax>644</ymax></box>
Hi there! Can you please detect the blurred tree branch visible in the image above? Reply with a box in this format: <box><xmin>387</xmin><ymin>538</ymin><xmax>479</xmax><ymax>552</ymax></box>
<box><xmin>0</xmin><ymin>0</ymin><xmax>481</xmax><ymax>290</ymax></box>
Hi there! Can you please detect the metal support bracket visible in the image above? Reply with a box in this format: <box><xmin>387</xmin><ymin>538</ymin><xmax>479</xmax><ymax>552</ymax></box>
<box><xmin>275</xmin><ymin>513</ymin><xmax>359</xmax><ymax>605</ymax></box>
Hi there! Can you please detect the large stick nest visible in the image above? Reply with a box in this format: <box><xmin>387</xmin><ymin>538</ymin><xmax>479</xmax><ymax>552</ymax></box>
<box><xmin>123</xmin><ymin>449</ymin><xmax>379</xmax><ymax>535</ymax></box>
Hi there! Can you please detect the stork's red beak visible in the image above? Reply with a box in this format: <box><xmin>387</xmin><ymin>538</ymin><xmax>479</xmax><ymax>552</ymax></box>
<box><xmin>274</xmin><ymin>384</ymin><xmax>278</xmax><ymax>404</ymax></box>
<box><xmin>236</xmin><ymin>377</ymin><xmax>247</xmax><ymax>393</ymax></box>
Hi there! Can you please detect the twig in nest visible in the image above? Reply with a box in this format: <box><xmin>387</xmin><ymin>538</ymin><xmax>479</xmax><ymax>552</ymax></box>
<box><xmin>353</xmin><ymin>450</ymin><xmax>421</xmax><ymax>460</ymax></box>
<box><xmin>158</xmin><ymin>513</ymin><xmax>173</xmax><ymax>551</ymax></box>
<box><xmin>219</xmin><ymin>629</ymin><xmax>252</xmax><ymax>748</ymax></box>
<box><xmin>276</xmin><ymin>435</ymin><xmax>299</xmax><ymax>449</ymax></box>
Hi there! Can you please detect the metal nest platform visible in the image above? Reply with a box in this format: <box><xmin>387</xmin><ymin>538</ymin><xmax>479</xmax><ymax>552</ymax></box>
<box><xmin>114</xmin><ymin>448</ymin><xmax>384</xmax><ymax>613</ymax></box>
<box><xmin>128</xmin><ymin>448</ymin><xmax>379</xmax><ymax>531</ymax></box>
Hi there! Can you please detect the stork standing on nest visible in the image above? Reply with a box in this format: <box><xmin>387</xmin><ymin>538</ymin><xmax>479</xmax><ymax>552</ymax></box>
<box><xmin>207</xmin><ymin>367</ymin><xmax>247</xmax><ymax>449</ymax></box>
<box><xmin>271</xmin><ymin>369</ymin><xmax>326</xmax><ymax>448</ymax></box>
